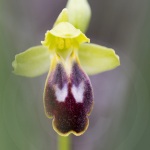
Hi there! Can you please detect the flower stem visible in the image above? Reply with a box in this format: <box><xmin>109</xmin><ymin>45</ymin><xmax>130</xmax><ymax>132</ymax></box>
<box><xmin>58</xmin><ymin>135</ymin><xmax>71</xmax><ymax>150</ymax></box>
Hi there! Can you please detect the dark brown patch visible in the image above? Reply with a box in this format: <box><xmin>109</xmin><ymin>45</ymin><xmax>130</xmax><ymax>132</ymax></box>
<box><xmin>44</xmin><ymin>61</ymin><xmax>93</xmax><ymax>135</ymax></box>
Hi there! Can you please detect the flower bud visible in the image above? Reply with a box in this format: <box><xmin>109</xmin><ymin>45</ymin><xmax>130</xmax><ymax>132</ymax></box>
<box><xmin>66</xmin><ymin>0</ymin><xmax>91</xmax><ymax>33</ymax></box>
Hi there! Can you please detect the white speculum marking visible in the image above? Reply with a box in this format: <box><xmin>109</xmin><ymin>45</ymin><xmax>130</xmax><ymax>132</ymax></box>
<box><xmin>71</xmin><ymin>82</ymin><xmax>84</xmax><ymax>103</ymax></box>
<box><xmin>55</xmin><ymin>84</ymin><xmax>68</xmax><ymax>102</ymax></box>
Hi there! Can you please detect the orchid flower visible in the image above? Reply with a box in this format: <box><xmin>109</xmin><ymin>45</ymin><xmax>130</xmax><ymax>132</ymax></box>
<box><xmin>12</xmin><ymin>8</ymin><xmax>120</xmax><ymax>136</ymax></box>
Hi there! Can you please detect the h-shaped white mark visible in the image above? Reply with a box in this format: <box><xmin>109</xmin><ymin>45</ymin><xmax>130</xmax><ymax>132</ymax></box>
<box><xmin>55</xmin><ymin>84</ymin><xmax>68</xmax><ymax>102</ymax></box>
<box><xmin>71</xmin><ymin>82</ymin><xmax>84</xmax><ymax>103</ymax></box>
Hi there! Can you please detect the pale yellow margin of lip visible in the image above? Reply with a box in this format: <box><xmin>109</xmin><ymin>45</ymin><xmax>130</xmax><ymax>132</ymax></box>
<box><xmin>43</xmin><ymin>54</ymin><xmax>59</xmax><ymax>119</ymax></box>
<box><xmin>87</xmin><ymin>100</ymin><xmax>94</xmax><ymax>116</ymax></box>
<box><xmin>51</xmin><ymin>95</ymin><xmax>94</xmax><ymax>136</ymax></box>
<box><xmin>52</xmin><ymin>116</ymin><xmax>89</xmax><ymax>136</ymax></box>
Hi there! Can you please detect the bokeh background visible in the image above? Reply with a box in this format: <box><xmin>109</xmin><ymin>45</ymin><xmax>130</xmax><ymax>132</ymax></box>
<box><xmin>0</xmin><ymin>0</ymin><xmax>150</xmax><ymax>150</ymax></box>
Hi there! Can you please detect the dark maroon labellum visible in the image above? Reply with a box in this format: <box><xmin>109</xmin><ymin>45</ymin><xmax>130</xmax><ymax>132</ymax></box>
<box><xmin>44</xmin><ymin>59</ymin><xmax>93</xmax><ymax>136</ymax></box>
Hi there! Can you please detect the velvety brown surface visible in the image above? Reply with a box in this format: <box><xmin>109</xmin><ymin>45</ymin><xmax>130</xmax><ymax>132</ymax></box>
<box><xmin>44</xmin><ymin>61</ymin><xmax>93</xmax><ymax>135</ymax></box>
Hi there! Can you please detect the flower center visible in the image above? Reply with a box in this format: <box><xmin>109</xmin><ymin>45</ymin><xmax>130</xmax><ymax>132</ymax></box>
<box><xmin>57</xmin><ymin>38</ymin><xmax>71</xmax><ymax>50</ymax></box>
<box><xmin>41</xmin><ymin>32</ymin><xmax>75</xmax><ymax>51</ymax></box>
<box><xmin>41</xmin><ymin>22</ymin><xmax>90</xmax><ymax>53</ymax></box>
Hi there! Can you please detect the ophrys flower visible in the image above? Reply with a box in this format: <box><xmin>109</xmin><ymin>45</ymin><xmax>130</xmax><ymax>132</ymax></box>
<box><xmin>12</xmin><ymin>9</ymin><xmax>120</xmax><ymax>136</ymax></box>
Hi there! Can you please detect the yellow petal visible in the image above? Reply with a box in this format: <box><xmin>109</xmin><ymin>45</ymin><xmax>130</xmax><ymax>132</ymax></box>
<box><xmin>12</xmin><ymin>46</ymin><xmax>50</xmax><ymax>77</ymax></box>
<box><xmin>78</xmin><ymin>43</ymin><xmax>120</xmax><ymax>75</ymax></box>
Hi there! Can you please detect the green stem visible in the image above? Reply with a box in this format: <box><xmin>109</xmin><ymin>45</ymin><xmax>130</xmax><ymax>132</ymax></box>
<box><xmin>58</xmin><ymin>135</ymin><xmax>71</xmax><ymax>150</ymax></box>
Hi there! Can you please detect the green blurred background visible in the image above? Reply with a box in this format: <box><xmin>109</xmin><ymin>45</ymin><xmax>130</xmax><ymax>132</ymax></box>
<box><xmin>0</xmin><ymin>0</ymin><xmax>150</xmax><ymax>150</ymax></box>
